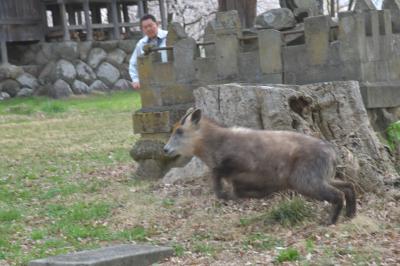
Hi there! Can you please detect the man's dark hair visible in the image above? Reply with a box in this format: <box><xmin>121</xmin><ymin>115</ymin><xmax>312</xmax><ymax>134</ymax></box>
<box><xmin>140</xmin><ymin>14</ymin><xmax>157</xmax><ymax>25</ymax></box>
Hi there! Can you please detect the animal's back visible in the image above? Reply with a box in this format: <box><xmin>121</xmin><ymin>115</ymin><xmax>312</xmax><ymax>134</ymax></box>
<box><xmin>215</xmin><ymin>128</ymin><xmax>337</xmax><ymax>188</ymax></box>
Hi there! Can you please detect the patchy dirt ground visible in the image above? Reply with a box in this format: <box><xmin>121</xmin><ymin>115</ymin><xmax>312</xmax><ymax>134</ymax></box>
<box><xmin>106</xmin><ymin>166</ymin><xmax>400</xmax><ymax>265</ymax></box>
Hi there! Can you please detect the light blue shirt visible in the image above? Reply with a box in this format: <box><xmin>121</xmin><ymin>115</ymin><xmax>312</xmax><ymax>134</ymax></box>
<box><xmin>129</xmin><ymin>29</ymin><xmax>168</xmax><ymax>83</ymax></box>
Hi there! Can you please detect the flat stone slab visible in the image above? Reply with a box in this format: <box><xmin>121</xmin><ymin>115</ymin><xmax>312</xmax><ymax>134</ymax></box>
<box><xmin>29</xmin><ymin>244</ymin><xmax>174</xmax><ymax>266</ymax></box>
<box><xmin>360</xmin><ymin>81</ymin><xmax>400</xmax><ymax>108</ymax></box>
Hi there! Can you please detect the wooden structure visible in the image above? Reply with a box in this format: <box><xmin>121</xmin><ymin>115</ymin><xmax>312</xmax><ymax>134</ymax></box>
<box><xmin>42</xmin><ymin>0</ymin><xmax>167</xmax><ymax>41</ymax></box>
<box><xmin>0</xmin><ymin>0</ymin><xmax>45</xmax><ymax>64</ymax></box>
<box><xmin>0</xmin><ymin>0</ymin><xmax>166</xmax><ymax>64</ymax></box>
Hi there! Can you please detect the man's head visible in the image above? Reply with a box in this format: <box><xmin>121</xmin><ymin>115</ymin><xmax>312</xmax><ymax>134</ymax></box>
<box><xmin>140</xmin><ymin>14</ymin><xmax>158</xmax><ymax>39</ymax></box>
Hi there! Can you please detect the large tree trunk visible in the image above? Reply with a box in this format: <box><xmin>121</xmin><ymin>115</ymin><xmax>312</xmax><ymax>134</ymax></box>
<box><xmin>192</xmin><ymin>81</ymin><xmax>398</xmax><ymax>192</ymax></box>
<box><xmin>218</xmin><ymin>0</ymin><xmax>257</xmax><ymax>28</ymax></box>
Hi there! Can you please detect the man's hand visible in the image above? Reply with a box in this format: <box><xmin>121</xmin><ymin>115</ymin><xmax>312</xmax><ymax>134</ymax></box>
<box><xmin>132</xmin><ymin>82</ymin><xmax>140</xmax><ymax>90</ymax></box>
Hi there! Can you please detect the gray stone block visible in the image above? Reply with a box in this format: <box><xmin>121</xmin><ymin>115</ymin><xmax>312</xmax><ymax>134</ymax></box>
<box><xmin>258</xmin><ymin>29</ymin><xmax>283</xmax><ymax>74</ymax></box>
<box><xmin>29</xmin><ymin>244</ymin><xmax>173</xmax><ymax>266</ymax></box>
<box><xmin>378</xmin><ymin>10</ymin><xmax>394</xmax><ymax>60</ymax></box>
<box><xmin>383</xmin><ymin>0</ymin><xmax>400</xmax><ymax>33</ymax></box>
<box><xmin>194</xmin><ymin>57</ymin><xmax>217</xmax><ymax>84</ymax></box>
<box><xmin>215</xmin><ymin>34</ymin><xmax>239</xmax><ymax>80</ymax></box>
<box><xmin>354</xmin><ymin>0</ymin><xmax>377</xmax><ymax>10</ymax></box>
<box><xmin>239</xmin><ymin>51</ymin><xmax>262</xmax><ymax>82</ymax></box>
<box><xmin>360</xmin><ymin>81</ymin><xmax>400</xmax><ymax>108</ymax></box>
<box><xmin>338</xmin><ymin>12</ymin><xmax>366</xmax><ymax>62</ymax></box>
<box><xmin>173</xmin><ymin>38</ymin><xmax>197</xmax><ymax>83</ymax></box>
<box><xmin>305</xmin><ymin>15</ymin><xmax>331</xmax><ymax>65</ymax></box>
<box><xmin>214</xmin><ymin>10</ymin><xmax>242</xmax><ymax>35</ymax></box>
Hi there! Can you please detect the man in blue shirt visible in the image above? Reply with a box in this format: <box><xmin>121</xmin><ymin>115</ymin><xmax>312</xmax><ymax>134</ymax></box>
<box><xmin>129</xmin><ymin>14</ymin><xmax>168</xmax><ymax>90</ymax></box>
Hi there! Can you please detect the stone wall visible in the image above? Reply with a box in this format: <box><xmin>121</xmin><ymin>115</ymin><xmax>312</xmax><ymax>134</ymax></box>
<box><xmin>0</xmin><ymin>38</ymin><xmax>140</xmax><ymax>99</ymax></box>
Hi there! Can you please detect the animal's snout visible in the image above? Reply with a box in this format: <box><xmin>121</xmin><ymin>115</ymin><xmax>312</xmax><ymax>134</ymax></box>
<box><xmin>163</xmin><ymin>146</ymin><xmax>169</xmax><ymax>154</ymax></box>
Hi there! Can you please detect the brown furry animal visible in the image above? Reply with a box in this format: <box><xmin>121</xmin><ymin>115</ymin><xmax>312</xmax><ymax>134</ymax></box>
<box><xmin>164</xmin><ymin>108</ymin><xmax>357</xmax><ymax>224</ymax></box>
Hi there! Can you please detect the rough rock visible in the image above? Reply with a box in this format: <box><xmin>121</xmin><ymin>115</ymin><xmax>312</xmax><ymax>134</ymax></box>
<box><xmin>54</xmin><ymin>42</ymin><xmax>79</xmax><ymax>61</ymax></box>
<box><xmin>89</xmin><ymin>80</ymin><xmax>109</xmax><ymax>92</ymax></box>
<box><xmin>35</xmin><ymin>49</ymin><xmax>50</xmax><ymax>65</ymax></box>
<box><xmin>255</xmin><ymin>8</ymin><xmax>296</xmax><ymax>30</ymax></box>
<box><xmin>107</xmin><ymin>48</ymin><xmax>127</xmax><ymax>65</ymax></box>
<box><xmin>72</xmin><ymin>80</ymin><xmax>90</xmax><ymax>94</ymax></box>
<box><xmin>38</xmin><ymin>62</ymin><xmax>57</xmax><ymax>84</ymax></box>
<box><xmin>16</xmin><ymin>73</ymin><xmax>39</xmax><ymax>91</ymax></box>
<box><xmin>113</xmin><ymin>79</ymin><xmax>131</xmax><ymax>90</ymax></box>
<box><xmin>55</xmin><ymin>59</ymin><xmax>77</xmax><ymax>84</ymax></box>
<box><xmin>75</xmin><ymin>60</ymin><xmax>97</xmax><ymax>85</ymax></box>
<box><xmin>0</xmin><ymin>79</ymin><xmax>20</xmax><ymax>97</ymax></box>
<box><xmin>78</xmin><ymin>41</ymin><xmax>93</xmax><ymax>61</ymax></box>
<box><xmin>94</xmin><ymin>41</ymin><xmax>119</xmax><ymax>52</ymax></box>
<box><xmin>17</xmin><ymin>88</ymin><xmax>33</xmax><ymax>97</ymax></box>
<box><xmin>49</xmin><ymin>79</ymin><xmax>73</xmax><ymax>99</ymax></box>
<box><xmin>0</xmin><ymin>92</ymin><xmax>11</xmax><ymax>100</ymax></box>
<box><xmin>0</xmin><ymin>64</ymin><xmax>24</xmax><ymax>80</ymax></box>
<box><xmin>96</xmin><ymin>62</ymin><xmax>120</xmax><ymax>86</ymax></box>
<box><xmin>162</xmin><ymin>157</ymin><xmax>210</xmax><ymax>184</ymax></box>
<box><xmin>87</xmin><ymin>47</ymin><xmax>107</xmax><ymax>69</ymax></box>
<box><xmin>118</xmin><ymin>40</ymin><xmax>137</xmax><ymax>54</ymax></box>
<box><xmin>193</xmin><ymin>82</ymin><xmax>398</xmax><ymax>192</ymax></box>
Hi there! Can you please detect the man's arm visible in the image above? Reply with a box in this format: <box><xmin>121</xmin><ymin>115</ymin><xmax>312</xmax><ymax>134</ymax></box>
<box><xmin>129</xmin><ymin>44</ymin><xmax>141</xmax><ymax>89</ymax></box>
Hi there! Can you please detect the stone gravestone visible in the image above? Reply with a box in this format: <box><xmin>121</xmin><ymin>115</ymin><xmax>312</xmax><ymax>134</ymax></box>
<box><xmin>383</xmin><ymin>0</ymin><xmax>400</xmax><ymax>33</ymax></box>
<box><xmin>29</xmin><ymin>244</ymin><xmax>173</xmax><ymax>266</ymax></box>
<box><xmin>354</xmin><ymin>0</ymin><xmax>376</xmax><ymax>10</ymax></box>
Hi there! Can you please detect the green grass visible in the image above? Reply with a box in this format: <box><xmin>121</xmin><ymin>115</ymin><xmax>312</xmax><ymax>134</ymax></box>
<box><xmin>275</xmin><ymin>247</ymin><xmax>300</xmax><ymax>263</ymax></box>
<box><xmin>0</xmin><ymin>208</ymin><xmax>22</xmax><ymax>222</ymax></box>
<box><xmin>387</xmin><ymin>121</ymin><xmax>400</xmax><ymax>151</ymax></box>
<box><xmin>0</xmin><ymin>91</ymin><xmax>142</xmax><ymax>265</ymax></box>
<box><xmin>173</xmin><ymin>244</ymin><xmax>185</xmax><ymax>257</ymax></box>
<box><xmin>243</xmin><ymin>233</ymin><xmax>282</xmax><ymax>251</ymax></box>
<box><xmin>193</xmin><ymin>242</ymin><xmax>216</xmax><ymax>256</ymax></box>
<box><xmin>267</xmin><ymin>197</ymin><xmax>314</xmax><ymax>226</ymax></box>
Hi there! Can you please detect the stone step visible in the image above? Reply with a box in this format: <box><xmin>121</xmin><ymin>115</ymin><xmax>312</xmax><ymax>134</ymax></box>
<box><xmin>29</xmin><ymin>244</ymin><xmax>173</xmax><ymax>266</ymax></box>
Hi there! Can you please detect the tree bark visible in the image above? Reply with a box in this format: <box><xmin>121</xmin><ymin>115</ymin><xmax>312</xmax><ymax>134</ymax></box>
<box><xmin>218</xmin><ymin>0</ymin><xmax>257</xmax><ymax>28</ymax></box>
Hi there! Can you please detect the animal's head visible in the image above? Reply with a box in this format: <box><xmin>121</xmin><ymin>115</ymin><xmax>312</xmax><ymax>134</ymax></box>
<box><xmin>163</xmin><ymin>108</ymin><xmax>202</xmax><ymax>157</ymax></box>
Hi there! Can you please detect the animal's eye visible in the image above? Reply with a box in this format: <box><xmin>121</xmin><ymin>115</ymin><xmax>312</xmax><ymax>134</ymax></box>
<box><xmin>176</xmin><ymin>128</ymin><xmax>183</xmax><ymax>135</ymax></box>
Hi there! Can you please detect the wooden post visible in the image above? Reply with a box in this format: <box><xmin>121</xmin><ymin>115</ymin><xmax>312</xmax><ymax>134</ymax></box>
<box><xmin>1</xmin><ymin>41</ymin><xmax>8</xmax><ymax>65</ymax></box>
<box><xmin>68</xmin><ymin>6</ymin><xmax>76</xmax><ymax>25</ymax></box>
<box><xmin>40</xmin><ymin>1</ymin><xmax>48</xmax><ymax>41</ymax></box>
<box><xmin>83</xmin><ymin>0</ymin><xmax>93</xmax><ymax>41</ymax></box>
<box><xmin>77</xmin><ymin>11</ymin><xmax>83</xmax><ymax>25</ymax></box>
<box><xmin>158</xmin><ymin>0</ymin><xmax>167</xmax><ymax>30</ymax></box>
<box><xmin>138</xmin><ymin>0</ymin><xmax>144</xmax><ymax>18</ymax></box>
<box><xmin>111</xmin><ymin>0</ymin><xmax>120</xmax><ymax>39</ymax></box>
<box><xmin>122</xmin><ymin>3</ymin><xmax>129</xmax><ymax>22</ymax></box>
<box><xmin>59</xmin><ymin>0</ymin><xmax>71</xmax><ymax>41</ymax></box>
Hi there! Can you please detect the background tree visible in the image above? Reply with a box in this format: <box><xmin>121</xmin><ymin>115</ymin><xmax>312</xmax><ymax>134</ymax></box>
<box><xmin>218</xmin><ymin>0</ymin><xmax>257</xmax><ymax>28</ymax></box>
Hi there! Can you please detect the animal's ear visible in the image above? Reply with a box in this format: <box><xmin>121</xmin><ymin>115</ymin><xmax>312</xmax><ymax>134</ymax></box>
<box><xmin>191</xmin><ymin>109</ymin><xmax>202</xmax><ymax>125</ymax></box>
<box><xmin>185</xmin><ymin>107</ymin><xmax>196</xmax><ymax>115</ymax></box>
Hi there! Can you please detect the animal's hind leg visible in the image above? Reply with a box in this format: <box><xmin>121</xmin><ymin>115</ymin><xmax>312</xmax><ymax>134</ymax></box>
<box><xmin>330</xmin><ymin>180</ymin><xmax>356</xmax><ymax>218</ymax></box>
<box><xmin>294</xmin><ymin>181</ymin><xmax>344</xmax><ymax>224</ymax></box>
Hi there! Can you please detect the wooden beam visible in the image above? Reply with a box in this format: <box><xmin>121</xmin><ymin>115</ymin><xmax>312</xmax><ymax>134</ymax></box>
<box><xmin>59</xmin><ymin>1</ymin><xmax>71</xmax><ymax>41</ymax></box>
<box><xmin>1</xmin><ymin>41</ymin><xmax>8</xmax><ymax>65</ymax></box>
<box><xmin>92</xmin><ymin>23</ymin><xmax>114</xmax><ymax>29</ymax></box>
<box><xmin>111</xmin><ymin>0</ymin><xmax>120</xmax><ymax>39</ymax></box>
<box><xmin>83</xmin><ymin>0</ymin><xmax>93</xmax><ymax>40</ymax></box>
<box><xmin>158</xmin><ymin>0</ymin><xmax>167</xmax><ymax>30</ymax></box>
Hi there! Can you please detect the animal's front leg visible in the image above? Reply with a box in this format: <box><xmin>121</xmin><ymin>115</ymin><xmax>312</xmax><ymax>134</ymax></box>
<box><xmin>212</xmin><ymin>175</ymin><xmax>230</xmax><ymax>200</ymax></box>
